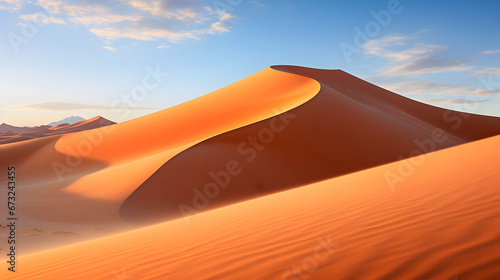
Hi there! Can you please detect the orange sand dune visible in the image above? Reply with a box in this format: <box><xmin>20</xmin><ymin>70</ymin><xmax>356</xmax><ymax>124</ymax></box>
<box><xmin>0</xmin><ymin>67</ymin><xmax>319</xmax><ymax>254</ymax></box>
<box><xmin>1</xmin><ymin>65</ymin><xmax>500</xmax><ymax>261</ymax></box>
<box><xmin>7</xmin><ymin>133</ymin><xmax>500</xmax><ymax>280</ymax></box>
<box><xmin>120</xmin><ymin>66</ymin><xmax>500</xmax><ymax>224</ymax></box>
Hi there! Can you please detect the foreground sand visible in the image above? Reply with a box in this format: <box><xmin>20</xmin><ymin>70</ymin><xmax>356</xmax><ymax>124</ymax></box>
<box><xmin>6</xmin><ymin>133</ymin><xmax>500</xmax><ymax>280</ymax></box>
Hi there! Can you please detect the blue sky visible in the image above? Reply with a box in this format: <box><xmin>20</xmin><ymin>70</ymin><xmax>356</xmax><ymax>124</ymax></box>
<box><xmin>1</xmin><ymin>0</ymin><xmax>500</xmax><ymax>126</ymax></box>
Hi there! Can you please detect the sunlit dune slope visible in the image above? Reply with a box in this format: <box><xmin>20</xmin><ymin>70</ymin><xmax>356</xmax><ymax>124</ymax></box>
<box><xmin>0</xmin><ymin>68</ymin><xmax>319</xmax><ymax>231</ymax></box>
<box><xmin>120</xmin><ymin>66</ymin><xmax>500</xmax><ymax>224</ymax></box>
<box><xmin>8</xmin><ymin>134</ymin><xmax>500</xmax><ymax>280</ymax></box>
<box><xmin>53</xmin><ymin>68</ymin><xmax>320</xmax><ymax>164</ymax></box>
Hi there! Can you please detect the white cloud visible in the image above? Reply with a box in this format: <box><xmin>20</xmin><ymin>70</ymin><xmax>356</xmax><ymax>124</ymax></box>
<box><xmin>90</xmin><ymin>26</ymin><xmax>197</xmax><ymax>41</ymax></box>
<box><xmin>380</xmin><ymin>80</ymin><xmax>500</xmax><ymax>97</ymax></box>
<box><xmin>103</xmin><ymin>46</ymin><xmax>117</xmax><ymax>52</ymax></box>
<box><xmin>0</xmin><ymin>0</ymin><xmax>24</xmax><ymax>11</ymax></box>
<box><xmin>71</xmin><ymin>14</ymin><xmax>141</xmax><ymax>26</ymax></box>
<box><xmin>207</xmin><ymin>21</ymin><xmax>230</xmax><ymax>33</ymax></box>
<box><xmin>20</xmin><ymin>13</ymin><xmax>66</xmax><ymax>24</ymax></box>
<box><xmin>470</xmin><ymin>68</ymin><xmax>500</xmax><ymax>78</ymax></box>
<box><xmin>481</xmin><ymin>49</ymin><xmax>500</xmax><ymax>55</ymax></box>
<box><xmin>363</xmin><ymin>32</ymin><xmax>500</xmax><ymax>107</ymax></box>
<box><xmin>422</xmin><ymin>97</ymin><xmax>496</xmax><ymax>105</ymax></box>
<box><xmin>363</xmin><ymin>32</ymin><xmax>474</xmax><ymax>76</ymax></box>
<box><xmin>4</xmin><ymin>0</ymin><xmax>236</xmax><ymax>48</ymax></box>
<box><xmin>249</xmin><ymin>0</ymin><xmax>268</xmax><ymax>8</ymax></box>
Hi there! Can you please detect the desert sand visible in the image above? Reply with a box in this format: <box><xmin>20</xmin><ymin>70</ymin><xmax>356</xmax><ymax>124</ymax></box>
<box><xmin>5</xmin><ymin>131</ymin><xmax>500</xmax><ymax>279</ymax></box>
<box><xmin>1</xmin><ymin>66</ymin><xmax>499</xmax><ymax>279</ymax></box>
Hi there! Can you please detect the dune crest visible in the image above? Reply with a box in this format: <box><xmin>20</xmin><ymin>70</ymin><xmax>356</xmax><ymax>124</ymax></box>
<box><xmin>119</xmin><ymin>66</ymin><xmax>500</xmax><ymax>224</ymax></box>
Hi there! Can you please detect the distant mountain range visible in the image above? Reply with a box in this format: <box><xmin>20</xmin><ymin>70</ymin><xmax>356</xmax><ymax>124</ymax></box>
<box><xmin>0</xmin><ymin>123</ymin><xmax>32</xmax><ymax>134</ymax></box>
<box><xmin>0</xmin><ymin>116</ymin><xmax>116</xmax><ymax>144</ymax></box>
<box><xmin>48</xmin><ymin>116</ymin><xmax>85</xmax><ymax>127</ymax></box>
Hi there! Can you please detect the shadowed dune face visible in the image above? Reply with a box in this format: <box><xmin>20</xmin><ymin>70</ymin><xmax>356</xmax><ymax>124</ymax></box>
<box><xmin>9</xmin><ymin>134</ymin><xmax>500</xmax><ymax>280</ymax></box>
<box><xmin>119</xmin><ymin>66</ymin><xmax>500</xmax><ymax>224</ymax></box>
<box><xmin>273</xmin><ymin>65</ymin><xmax>500</xmax><ymax>141</ymax></box>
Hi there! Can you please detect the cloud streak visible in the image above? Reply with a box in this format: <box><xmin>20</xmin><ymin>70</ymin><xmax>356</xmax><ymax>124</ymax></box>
<box><xmin>422</xmin><ymin>97</ymin><xmax>498</xmax><ymax>105</ymax></box>
<box><xmin>470</xmin><ymin>68</ymin><xmax>500</xmax><ymax>78</ymax></box>
<box><xmin>380</xmin><ymin>80</ymin><xmax>500</xmax><ymax>97</ymax></box>
<box><xmin>363</xmin><ymin>32</ymin><xmax>474</xmax><ymax>76</ymax></box>
<box><xmin>481</xmin><ymin>49</ymin><xmax>500</xmax><ymax>55</ymax></box>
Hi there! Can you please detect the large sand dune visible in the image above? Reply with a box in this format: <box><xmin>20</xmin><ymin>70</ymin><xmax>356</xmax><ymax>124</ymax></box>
<box><xmin>1</xmin><ymin>66</ymin><xmax>499</xmax><ymax>279</ymax></box>
<box><xmin>120</xmin><ymin>66</ymin><xmax>500</xmax><ymax>224</ymax></box>
<box><xmin>0</xmin><ymin>67</ymin><xmax>320</xmax><ymax>253</ymax></box>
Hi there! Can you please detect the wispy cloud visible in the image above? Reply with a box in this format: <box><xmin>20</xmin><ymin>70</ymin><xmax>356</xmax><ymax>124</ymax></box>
<box><xmin>422</xmin><ymin>97</ymin><xmax>496</xmax><ymax>105</ymax></box>
<box><xmin>380</xmin><ymin>79</ymin><xmax>500</xmax><ymax>96</ymax></box>
<box><xmin>4</xmin><ymin>0</ymin><xmax>236</xmax><ymax>47</ymax></box>
<box><xmin>250</xmin><ymin>1</ymin><xmax>269</xmax><ymax>8</ymax></box>
<box><xmin>103</xmin><ymin>46</ymin><xmax>117</xmax><ymax>52</ymax></box>
<box><xmin>3</xmin><ymin>102</ymin><xmax>157</xmax><ymax>111</ymax></box>
<box><xmin>480</xmin><ymin>49</ymin><xmax>500</xmax><ymax>55</ymax></box>
<box><xmin>363</xmin><ymin>32</ymin><xmax>474</xmax><ymax>76</ymax></box>
<box><xmin>470</xmin><ymin>67</ymin><xmax>500</xmax><ymax>78</ymax></box>
<box><xmin>0</xmin><ymin>0</ymin><xmax>24</xmax><ymax>11</ymax></box>
<box><xmin>20</xmin><ymin>13</ymin><xmax>66</xmax><ymax>24</ymax></box>
<box><xmin>361</xmin><ymin>31</ymin><xmax>500</xmax><ymax>108</ymax></box>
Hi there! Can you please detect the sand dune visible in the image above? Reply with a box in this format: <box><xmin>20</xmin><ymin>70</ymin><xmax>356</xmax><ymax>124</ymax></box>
<box><xmin>0</xmin><ymin>67</ymin><xmax>319</xmax><ymax>254</ymax></box>
<box><xmin>1</xmin><ymin>66</ymin><xmax>499</xmax><ymax>279</ymax></box>
<box><xmin>6</xmin><ymin>133</ymin><xmax>500</xmax><ymax>280</ymax></box>
<box><xmin>120</xmin><ymin>66</ymin><xmax>500</xmax><ymax>224</ymax></box>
